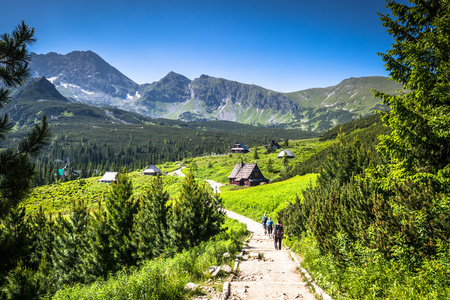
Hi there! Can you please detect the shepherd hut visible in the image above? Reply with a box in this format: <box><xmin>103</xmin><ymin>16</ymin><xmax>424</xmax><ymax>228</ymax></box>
<box><xmin>228</xmin><ymin>162</ymin><xmax>269</xmax><ymax>186</ymax></box>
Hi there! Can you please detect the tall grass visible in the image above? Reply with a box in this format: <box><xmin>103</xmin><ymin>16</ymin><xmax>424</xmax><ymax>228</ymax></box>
<box><xmin>51</xmin><ymin>218</ymin><xmax>247</xmax><ymax>300</ymax></box>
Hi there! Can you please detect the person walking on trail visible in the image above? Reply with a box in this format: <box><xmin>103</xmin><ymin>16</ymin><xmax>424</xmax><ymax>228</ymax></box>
<box><xmin>262</xmin><ymin>213</ymin><xmax>268</xmax><ymax>235</ymax></box>
<box><xmin>267</xmin><ymin>217</ymin><xmax>274</xmax><ymax>238</ymax></box>
<box><xmin>274</xmin><ymin>219</ymin><xmax>284</xmax><ymax>250</ymax></box>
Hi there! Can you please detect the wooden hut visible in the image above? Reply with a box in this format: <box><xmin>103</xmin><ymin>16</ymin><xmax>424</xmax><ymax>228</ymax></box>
<box><xmin>143</xmin><ymin>164</ymin><xmax>162</xmax><ymax>176</ymax></box>
<box><xmin>228</xmin><ymin>162</ymin><xmax>269</xmax><ymax>186</ymax></box>
<box><xmin>231</xmin><ymin>142</ymin><xmax>250</xmax><ymax>153</ymax></box>
<box><xmin>97</xmin><ymin>171</ymin><xmax>118</xmax><ymax>183</ymax></box>
<box><xmin>277</xmin><ymin>149</ymin><xmax>295</xmax><ymax>158</ymax></box>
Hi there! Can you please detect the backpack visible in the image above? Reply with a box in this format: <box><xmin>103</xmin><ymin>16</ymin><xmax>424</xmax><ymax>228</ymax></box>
<box><xmin>262</xmin><ymin>216</ymin><xmax>268</xmax><ymax>224</ymax></box>
<box><xmin>275</xmin><ymin>223</ymin><xmax>284</xmax><ymax>236</ymax></box>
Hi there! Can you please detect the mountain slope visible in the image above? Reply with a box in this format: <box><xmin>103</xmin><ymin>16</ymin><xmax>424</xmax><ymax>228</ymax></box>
<box><xmin>30</xmin><ymin>51</ymin><xmax>139</xmax><ymax>106</ymax></box>
<box><xmin>284</xmin><ymin>76</ymin><xmax>403</xmax><ymax>116</ymax></box>
<box><xmin>28</xmin><ymin>51</ymin><xmax>400</xmax><ymax>131</ymax></box>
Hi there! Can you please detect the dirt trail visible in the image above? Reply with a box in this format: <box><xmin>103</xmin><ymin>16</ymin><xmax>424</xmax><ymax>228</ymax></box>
<box><xmin>224</xmin><ymin>210</ymin><xmax>316</xmax><ymax>300</ymax></box>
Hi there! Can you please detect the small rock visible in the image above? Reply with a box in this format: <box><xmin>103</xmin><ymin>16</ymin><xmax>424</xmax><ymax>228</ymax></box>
<box><xmin>208</xmin><ymin>266</ymin><xmax>217</xmax><ymax>273</ymax></box>
<box><xmin>211</xmin><ymin>266</ymin><xmax>221</xmax><ymax>277</ymax></box>
<box><xmin>222</xmin><ymin>252</ymin><xmax>231</xmax><ymax>258</ymax></box>
<box><xmin>184</xmin><ymin>282</ymin><xmax>198</xmax><ymax>291</ymax></box>
<box><xmin>293</xmin><ymin>293</ymin><xmax>304</xmax><ymax>299</ymax></box>
<box><xmin>221</xmin><ymin>264</ymin><xmax>232</xmax><ymax>273</ymax></box>
<box><xmin>278</xmin><ymin>293</ymin><xmax>287</xmax><ymax>300</ymax></box>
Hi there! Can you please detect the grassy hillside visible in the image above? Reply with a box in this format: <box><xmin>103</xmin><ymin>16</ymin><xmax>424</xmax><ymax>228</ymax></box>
<box><xmin>284</xmin><ymin>76</ymin><xmax>403</xmax><ymax>116</ymax></box>
<box><xmin>220</xmin><ymin>174</ymin><xmax>317</xmax><ymax>221</ymax></box>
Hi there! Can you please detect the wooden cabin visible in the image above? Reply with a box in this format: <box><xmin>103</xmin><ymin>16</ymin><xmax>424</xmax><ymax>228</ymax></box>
<box><xmin>277</xmin><ymin>149</ymin><xmax>295</xmax><ymax>158</ymax></box>
<box><xmin>231</xmin><ymin>142</ymin><xmax>250</xmax><ymax>153</ymax></box>
<box><xmin>143</xmin><ymin>164</ymin><xmax>161</xmax><ymax>176</ymax></box>
<box><xmin>97</xmin><ymin>171</ymin><xmax>118</xmax><ymax>183</ymax></box>
<box><xmin>265</xmin><ymin>140</ymin><xmax>281</xmax><ymax>150</ymax></box>
<box><xmin>228</xmin><ymin>162</ymin><xmax>269</xmax><ymax>187</ymax></box>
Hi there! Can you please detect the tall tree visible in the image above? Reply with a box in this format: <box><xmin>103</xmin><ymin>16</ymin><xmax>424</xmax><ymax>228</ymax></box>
<box><xmin>169</xmin><ymin>173</ymin><xmax>224</xmax><ymax>251</ymax></box>
<box><xmin>374</xmin><ymin>0</ymin><xmax>450</xmax><ymax>177</ymax></box>
<box><xmin>132</xmin><ymin>175</ymin><xmax>170</xmax><ymax>262</ymax></box>
<box><xmin>105</xmin><ymin>171</ymin><xmax>138</xmax><ymax>268</ymax></box>
<box><xmin>0</xmin><ymin>21</ymin><xmax>50</xmax><ymax>218</ymax></box>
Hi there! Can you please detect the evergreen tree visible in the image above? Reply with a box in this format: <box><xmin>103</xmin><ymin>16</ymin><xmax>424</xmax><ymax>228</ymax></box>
<box><xmin>105</xmin><ymin>171</ymin><xmax>138</xmax><ymax>268</ymax></box>
<box><xmin>374</xmin><ymin>0</ymin><xmax>450</xmax><ymax>176</ymax></box>
<box><xmin>0</xmin><ymin>21</ymin><xmax>50</xmax><ymax>219</ymax></box>
<box><xmin>80</xmin><ymin>206</ymin><xmax>114</xmax><ymax>282</ymax></box>
<box><xmin>51</xmin><ymin>200</ymin><xmax>89</xmax><ymax>288</ymax></box>
<box><xmin>253</xmin><ymin>145</ymin><xmax>259</xmax><ymax>159</ymax></box>
<box><xmin>132</xmin><ymin>175</ymin><xmax>170</xmax><ymax>262</ymax></box>
<box><xmin>169</xmin><ymin>173</ymin><xmax>224</xmax><ymax>251</ymax></box>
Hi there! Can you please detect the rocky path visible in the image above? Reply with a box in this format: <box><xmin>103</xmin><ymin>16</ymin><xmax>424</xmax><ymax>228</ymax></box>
<box><xmin>168</xmin><ymin>166</ymin><xmax>186</xmax><ymax>177</ymax></box>
<box><xmin>224</xmin><ymin>210</ymin><xmax>317</xmax><ymax>300</ymax></box>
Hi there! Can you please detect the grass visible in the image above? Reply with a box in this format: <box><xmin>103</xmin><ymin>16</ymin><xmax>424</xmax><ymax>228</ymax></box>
<box><xmin>220</xmin><ymin>173</ymin><xmax>317</xmax><ymax>222</ymax></box>
<box><xmin>24</xmin><ymin>170</ymin><xmax>184</xmax><ymax>215</ymax></box>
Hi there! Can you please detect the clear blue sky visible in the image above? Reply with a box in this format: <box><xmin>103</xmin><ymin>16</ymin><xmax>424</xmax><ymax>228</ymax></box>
<box><xmin>1</xmin><ymin>0</ymin><xmax>398</xmax><ymax>92</ymax></box>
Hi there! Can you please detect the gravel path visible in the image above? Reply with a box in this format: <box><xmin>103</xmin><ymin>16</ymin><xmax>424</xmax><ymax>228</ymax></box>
<box><xmin>168</xmin><ymin>167</ymin><xmax>186</xmax><ymax>177</ymax></box>
<box><xmin>224</xmin><ymin>210</ymin><xmax>316</xmax><ymax>300</ymax></box>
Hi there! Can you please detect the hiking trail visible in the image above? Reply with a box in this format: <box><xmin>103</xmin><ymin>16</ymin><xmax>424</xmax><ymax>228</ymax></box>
<box><xmin>223</xmin><ymin>210</ymin><xmax>317</xmax><ymax>300</ymax></box>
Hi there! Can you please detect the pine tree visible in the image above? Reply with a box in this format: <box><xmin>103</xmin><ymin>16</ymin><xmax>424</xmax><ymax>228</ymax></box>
<box><xmin>0</xmin><ymin>21</ymin><xmax>50</xmax><ymax>219</ymax></box>
<box><xmin>105</xmin><ymin>171</ymin><xmax>138</xmax><ymax>268</ymax></box>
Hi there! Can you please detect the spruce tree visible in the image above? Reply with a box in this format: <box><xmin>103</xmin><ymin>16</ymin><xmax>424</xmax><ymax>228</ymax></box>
<box><xmin>80</xmin><ymin>207</ymin><xmax>114</xmax><ymax>282</ymax></box>
<box><xmin>51</xmin><ymin>200</ymin><xmax>89</xmax><ymax>288</ymax></box>
<box><xmin>169</xmin><ymin>173</ymin><xmax>224</xmax><ymax>251</ymax></box>
<box><xmin>374</xmin><ymin>0</ymin><xmax>450</xmax><ymax>176</ymax></box>
<box><xmin>105</xmin><ymin>171</ymin><xmax>138</xmax><ymax>268</ymax></box>
<box><xmin>132</xmin><ymin>175</ymin><xmax>170</xmax><ymax>262</ymax></box>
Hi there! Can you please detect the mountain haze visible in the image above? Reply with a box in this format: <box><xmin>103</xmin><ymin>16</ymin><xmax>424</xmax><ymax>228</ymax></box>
<box><xmin>29</xmin><ymin>50</ymin><xmax>403</xmax><ymax>131</ymax></box>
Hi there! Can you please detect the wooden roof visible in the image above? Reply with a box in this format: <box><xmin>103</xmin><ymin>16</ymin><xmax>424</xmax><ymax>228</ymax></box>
<box><xmin>231</xmin><ymin>142</ymin><xmax>250</xmax><ymax>152</ymax></box>
<box><xmin>143</xmin><ymin>164</ymin><xmax>161</xmax><ymax>173</ymax></box>
<box><xmin>228</xmin><ymin>162</ymin><xmax>258</xmax><ymax>180</ymax></box>
<box><xmin>277</xmin><ymin>150</ymin><xmax>295</xmax><ymax>158</ymax></box>
<box><xmin>98</xmin><ymin>171</ymin><xmax>118</xmax><ymax>182</ymax></box>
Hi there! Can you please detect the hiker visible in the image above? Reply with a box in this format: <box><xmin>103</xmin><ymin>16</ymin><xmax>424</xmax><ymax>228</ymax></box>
<box><xmin>267</xmin><ymin>217</ymin><xmax>274</xmax><ymax>238</ymax></box>
<box><xmin>274</xmin><ymin>219</ymin><xmax>284</xmax><ymax>250</ymax></box>
<box><xmin>262</xmin><ymin>213</ymin><xmax>268</xmax><ymax>235</ymax></box>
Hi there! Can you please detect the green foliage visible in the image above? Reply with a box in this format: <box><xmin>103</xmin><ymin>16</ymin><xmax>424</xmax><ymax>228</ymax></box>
<box><xmin>317</xmin><ymin>135</ymin><xmax>373</xmax><ymax>186</ymax></box>
<box><xmin>374</xmin><ymin>0</ymin><xmax>450</xmax><ymax>176</ymax></box>
<box><xmin>170</xmin><ymin>173</ymin><xmax>225</xmax><ymax>251</ymax></box>
<box><xmin>105</xmin><ymin>171</ymin><xmax>138</xmax><ymax>268</ymax></box>
<box><xmin>132</xmin><ymin>175</ymin><xmax>170</xmax><ymax>261</ymax></box>
<box><xmin>51</xmin><ymin>219</ymin><xmax>247</xmax><ymax>300</ymax></box>
<box><xmin>51</xmin><ymin>200</ymin><xmax>89</xmax><ymax>288</ymax></box>
<box><xmin>0</xmin><ymin>22</ymin><xmax>50</xmax><ymax>219</ymax></box>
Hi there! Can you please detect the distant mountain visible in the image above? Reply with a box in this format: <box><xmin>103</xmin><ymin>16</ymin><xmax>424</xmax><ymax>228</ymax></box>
<box><xmin>28</xmin><ymin>50</ymin><xmax>403</xmax><ymax>132</ymax></box>
<box><xmin>30</xmin><ymin>51</ymin><xmax>139</xmax><ymax>106</ymax></box>
<box><xmin>284</xmin><ymin>76</ymin><xmax>403</xmax><ymax>116</ymax></box>
<box><xmin>6</xmin><ymin>77</ymin><xmax>151</xmax><ymax>130</ymax></box>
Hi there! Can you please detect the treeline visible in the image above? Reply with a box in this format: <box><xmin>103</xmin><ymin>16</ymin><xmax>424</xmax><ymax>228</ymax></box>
<box><xmin>0</xmin><ymin>172</ymin><xmax>224</xmax><ymax>299</ymax></box>
<box><xmin>30</xmin><ymin>127</ymin><xmax>295</xmax><ymax>186</ymax></box>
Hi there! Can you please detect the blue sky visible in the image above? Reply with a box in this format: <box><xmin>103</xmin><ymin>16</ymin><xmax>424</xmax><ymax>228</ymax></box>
<box><xmin>1</xmin><ymin>0</ymin><xmax>397</xmax><ymax>92</ymax></box>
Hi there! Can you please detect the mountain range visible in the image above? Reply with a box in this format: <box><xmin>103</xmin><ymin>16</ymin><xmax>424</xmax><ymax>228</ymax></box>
<box><xmin>28</xmin><ymin>50</ymin><xmax>402</xmax><ymax>132</ymax></box>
